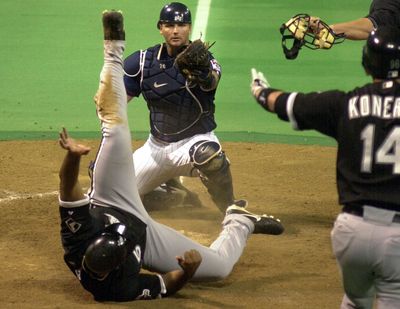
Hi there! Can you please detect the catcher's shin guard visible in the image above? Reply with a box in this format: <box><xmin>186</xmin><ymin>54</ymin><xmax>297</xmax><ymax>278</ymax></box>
<box><xmin>189</xmin><ymin>140</ymin><xmax>235</xmax><ymax>212</ymax></box>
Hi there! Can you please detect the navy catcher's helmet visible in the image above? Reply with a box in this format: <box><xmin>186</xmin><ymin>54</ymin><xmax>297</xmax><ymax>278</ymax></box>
<box><xmin>362</xmin><ymin>26</ymin><xmax>400</xmax><ymax>79</ymax></box>
<box><xmin>82</xmin><ymin>223</ymin><xmax>136</xmax><ymax>278</ymax></box>
<box><xmin>157</xmin><ymin>2</ymin><xmax>191</xmax><ymax>29</ymax></box>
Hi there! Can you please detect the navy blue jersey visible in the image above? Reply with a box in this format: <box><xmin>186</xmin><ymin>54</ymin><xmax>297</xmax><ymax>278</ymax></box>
<box><xmin>124</xmin><ymin>43</ymin><xmax>221</xmax><ymax>142</ymax></box>
<box><xmin>59</xmin><ymin>202</ymin><xmax>164</xmax><ymax>301</ymax></box>
<box><xmin>275</xmin><ymin>80</ymin><xmax>400</xmax><ymax>210</ymax></box>
<box><xmin>368</xmin><ymin>0</ymin><xmax>400</xmax><ymax>28</ymax></box>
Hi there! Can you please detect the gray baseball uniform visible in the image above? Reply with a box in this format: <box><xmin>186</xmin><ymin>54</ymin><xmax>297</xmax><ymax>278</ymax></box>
<box><xmin>88</xmin><ymin>39</ymin><xmax>256</xmax><ymax>280</ymax></box>
<box><xmin>272</xmin><ymin>81</ymin><xmax>400</xmax><ymax>308</ymax></box>
<box><xmin>332</xmin><ymin>207</ymin><xmax>400</xmax><ymax>308</ymax></box>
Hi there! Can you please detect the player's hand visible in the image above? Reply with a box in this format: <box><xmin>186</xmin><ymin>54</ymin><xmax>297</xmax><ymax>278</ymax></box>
<box><xmin>59</xmin><ymin>127</ymin><xmax>91</xmax><ymax>156</ymax></box>
<box><xmin>308</xmin><ymin>16</ymin><xmax>323</xmax><ymax>33</ymax></box>
<box><xmin>186</xmin><ymin>67</ymin><xmax>212</xmax><ymax>84</ymax></box>
<box><xmin>307</xmin><ymin>16</ymin><xmax>345</xmax><ymax>49</ymax></box>
<box><xmin>250</xmin><ymin>68</ymin><xmax>270</xmax><ymax>100</ymax></box>
<box><xmin>176</xmin><ymin>249</ymin><xmax>202</xmax><ymax>280</ymax></box>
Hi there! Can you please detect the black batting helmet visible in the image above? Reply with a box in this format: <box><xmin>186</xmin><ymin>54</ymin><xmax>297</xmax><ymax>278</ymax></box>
<box><xmin>157</xmin><ymin>2</ymin><xmax>191</xmax><ymax>29</ymax></box>
<box><xmin>82</xmin><ymin>223</ymin><xmax>136</xmax><ymax>278</ymax></box>
<box><xmin>362</xmin><ymin>26</ymin><xmax>400</xmax><ymax>80</ymax></box>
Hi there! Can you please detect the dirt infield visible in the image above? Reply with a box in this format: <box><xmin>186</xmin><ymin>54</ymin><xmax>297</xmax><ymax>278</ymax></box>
<box><xmin>0</xmin><ymin>139</ymin><xmax>344</xmax><ymax>309</ymax></box>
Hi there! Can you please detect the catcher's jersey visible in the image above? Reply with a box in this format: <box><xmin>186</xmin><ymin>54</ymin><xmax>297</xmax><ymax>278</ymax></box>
<box><xmin>59</xmin><ymin>202</ymin><xmax>164</xmax><ymax>301</ymax></box>
<box><xmin>368</xmin><ymin>0</ymin><xmax>400</xmax><ymax>28</ymax></box>
<box><xmin>123</xmin><ymin>43</ymin><xmax>220</xmax><ymax>142</ymax></box>
<box><xmin>275</xmin><ymin>80</ymin><xmax>400</xmax><ymax>210</ymax></box>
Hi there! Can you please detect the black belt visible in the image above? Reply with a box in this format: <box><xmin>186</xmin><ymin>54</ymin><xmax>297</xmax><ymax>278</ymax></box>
<box><xmin>343</xmin><ymin>204</ymin><xmax>400</xmax><ymax>223</ymax></box>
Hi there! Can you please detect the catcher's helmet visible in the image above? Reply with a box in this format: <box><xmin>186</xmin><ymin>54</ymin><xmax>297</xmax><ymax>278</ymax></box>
<box><xmin>157</xmin><ymin>2</ymin><xmax>191</xmax><ymax>29</ymax></box>
<box><xmin>82</xmin><ymin>223</ymin><xmax>136</xmax><ymax>278</ymax></box>
<box><xmin>362</xmin><ymin>26</ymin><xmax>400</xmax><ymax>79</ymax></box>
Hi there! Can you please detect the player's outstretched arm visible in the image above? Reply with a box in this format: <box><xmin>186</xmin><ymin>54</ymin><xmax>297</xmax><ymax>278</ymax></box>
<box><xmin>250</xmin><ymin>68</ymin><xmax>282</xmax><ymax>112</ymax></box>
<box><xmin>161</xmin><ymin>249</ymin><xmax>202</xmax><ymax>297</ymax></box>
<box><xmin>329</xmin><ymin>18</ymin><xmax>374</xmax><ymax>40</ymax></box>
<box><xmin>174</xmin><ymin>39</ymin><xmax>220</xmax><ymax>91</ymax></box>
<box><xmin>310</xmin><ymin>16</ymin><xmax>374</xmax><ymax>40</ymax></box>
<box><xmin>58</xmin><ymin>127</ymin><xmax>91</xmax><ymax>202</ymax></box>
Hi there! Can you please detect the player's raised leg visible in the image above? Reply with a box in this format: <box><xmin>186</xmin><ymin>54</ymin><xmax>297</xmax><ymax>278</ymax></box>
<box><xmin>89</xmin><ymin>10</ymin><xmax>148</xmax><ymax>222</ymax></box>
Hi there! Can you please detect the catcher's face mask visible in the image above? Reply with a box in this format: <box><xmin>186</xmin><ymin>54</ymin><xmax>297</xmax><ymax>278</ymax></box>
<box><xmin>280</xmin><ymin>14</ymin><xmax>345</xmax><ymax>60</ymax></box>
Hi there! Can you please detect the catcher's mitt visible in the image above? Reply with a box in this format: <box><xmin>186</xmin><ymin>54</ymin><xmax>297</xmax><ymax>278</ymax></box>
<box><xmin>174</xmin><ymin>39</ymin><xmax>215</xmax><ymax>84</ymax></box>
<box><xmin>280</xmin><ymin>14</ymin><xmax>345</xmax><ymax>59</ymax></box>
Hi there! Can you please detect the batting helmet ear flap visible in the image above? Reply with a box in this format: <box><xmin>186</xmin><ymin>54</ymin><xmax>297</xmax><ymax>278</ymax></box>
<box><xmin>361</xmin><ymin>45</ymin><xmax>373</xmax><ymax>77</ymax></box>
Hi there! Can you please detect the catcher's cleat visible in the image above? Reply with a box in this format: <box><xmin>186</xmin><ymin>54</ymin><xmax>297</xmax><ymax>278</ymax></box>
<box><xmin>102</xmin><ymin>10</ymin><xmax>125</xmax><ymax>40</ymax></box>
<box><xmin>142</xmin><ymin>185</ymin><xmax>186</xmax><ymax>211</ymax></box>
<box><xmin>226</xmin><ymin>205</ymin><xmax>284</xmax><ymax>235</ymax></box>
<box><xmin>164</xmin><ymin>177</ymin><xmax>203</xmax><ymax>208</ymax></box>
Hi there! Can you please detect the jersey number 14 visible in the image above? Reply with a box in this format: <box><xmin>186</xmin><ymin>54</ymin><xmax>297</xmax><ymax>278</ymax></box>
<box><xmin>361</xmin><ymin>124</ymin><xmax>400</xmax><ymax>174</ymax></box>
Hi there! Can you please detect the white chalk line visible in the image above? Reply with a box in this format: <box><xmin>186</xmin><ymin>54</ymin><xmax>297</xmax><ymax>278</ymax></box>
<box><xmin>0</xmin><ymin>190</ymin><xmax>212</xmax><ymax>244</ymax></box>
<box><xmin>0</xmin><ymin>190</ymin><xmax>58</xmax><ymax>204</ymax></box>
<box><xmin>191</xmin><ymin>0</ymin><xmax>212</xmax><ymax>41</ymax></box>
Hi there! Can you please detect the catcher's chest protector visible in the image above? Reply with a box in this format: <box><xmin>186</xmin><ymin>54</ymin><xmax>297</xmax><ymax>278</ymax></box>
<box><xmin>141</xmin><ymin>44</ymin><xmax>216</xmax><ymax>142</ymax></box>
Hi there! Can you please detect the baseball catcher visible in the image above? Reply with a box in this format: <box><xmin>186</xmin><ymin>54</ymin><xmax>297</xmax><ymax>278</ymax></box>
<box><xmin>280</xmin><ymin>13</ymin><xmax>346</xmax><ymax>59</ymax></box>
<box><xmin>124</xmin><ymin>2</ymin><xmax>260</xmax><ymax>214</ymax></box>
<box><xmin>174</xmin><ymin>39</ymin><xmax>216</xmax><ymax>88</ymax></box>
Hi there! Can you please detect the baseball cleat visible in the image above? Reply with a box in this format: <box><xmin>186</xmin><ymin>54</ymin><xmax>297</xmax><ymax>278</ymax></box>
<box><xmin>142</xmin><ymin>185</ymin><xmax>186</xmax><ymax>210</ymax></box>
<box><xmin>102</xmin><ymin>10</ymin><xmax>125</xmax><ymax>40</ymax></box>
<box><xmin>233</xmin><ymin>199</ymin><xmax>248</xmax><ymax>208</ymax></box>
<box><xmin>226</xmin><ymin>205</ymin><xmax>284</xmax><ymax>235</ymax></box>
